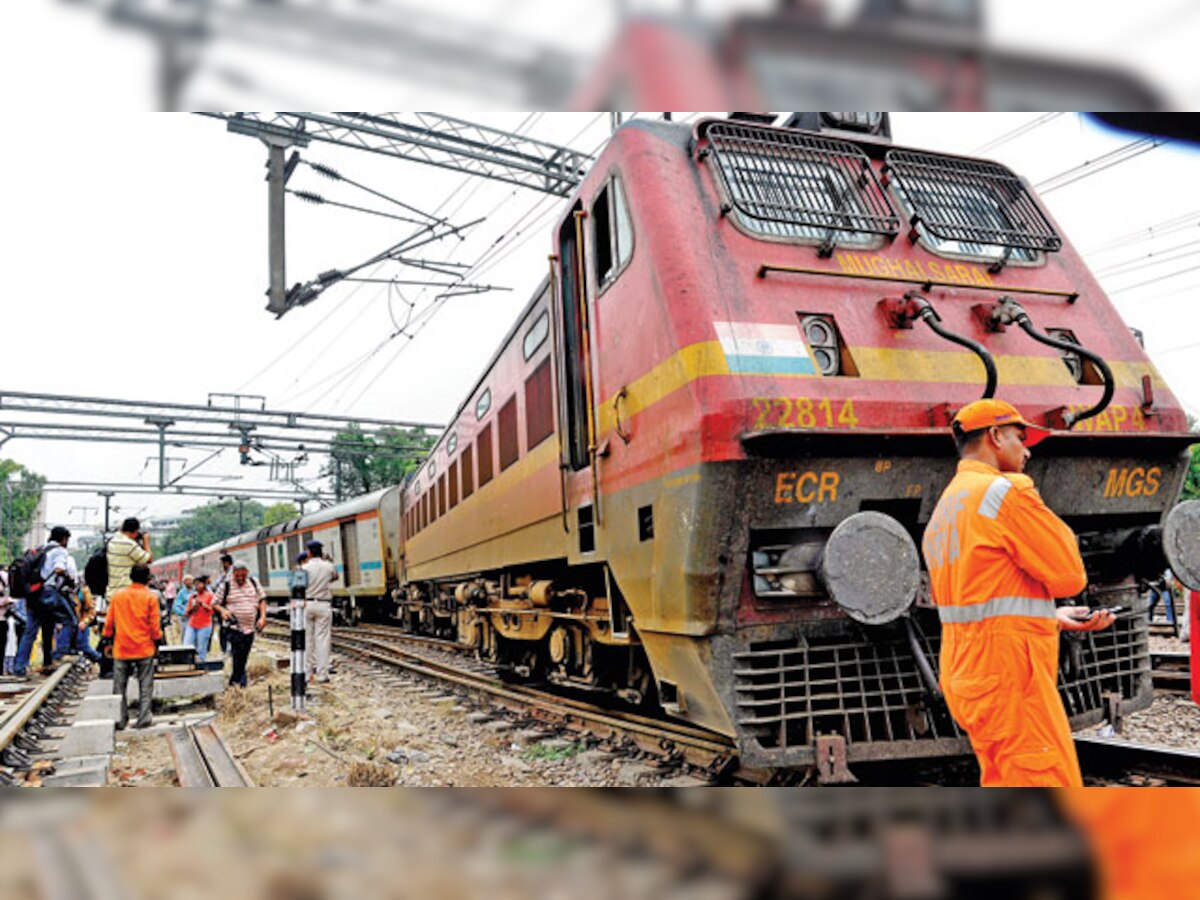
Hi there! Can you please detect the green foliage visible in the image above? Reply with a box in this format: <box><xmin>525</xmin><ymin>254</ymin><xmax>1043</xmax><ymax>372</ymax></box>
<box><xmin>0</xmin><ymin>460</ymin><xmax>45</xmax><ymax>565</ymax></box>
<box><xmin>1183</xmin><ymin>443</ymin><xmax>1200</xmax><ymax>503</ymax></box>
<box><xmin>262</xmin><ymin>502</ymin><xmax>300</xmax><ymax>527</ymax></box>
<box><xmin>321</xmin><ymin>425</ymin><xmax>436</xmax><ymax>499</ymax></box>
<box><xmin>159</xmin><ymin>499</ymin><xmax>267</xmax><ymax>556</ymax></box>
<box><xmin>523</xmin><ymin>741</ymin><xmax>581</xmax><ymax>762</ymax></box>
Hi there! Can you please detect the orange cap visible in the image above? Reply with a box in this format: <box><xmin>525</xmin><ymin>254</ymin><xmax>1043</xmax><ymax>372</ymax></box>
<box><xmin>952</xmin><ymin>399</ymin><xmax>1052</xmax><ymax>447</ymax></box>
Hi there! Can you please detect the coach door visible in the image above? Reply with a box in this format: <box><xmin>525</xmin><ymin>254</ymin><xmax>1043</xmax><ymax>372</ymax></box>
<box><xmin>340</xmin><ymin>520</ymin><xmax>360</xmax><ymax>587</ymax></box>
<box><xmin>556</xmin><ymin>202</ymin><xmax>600</xmax><ymax>552</ymax></box>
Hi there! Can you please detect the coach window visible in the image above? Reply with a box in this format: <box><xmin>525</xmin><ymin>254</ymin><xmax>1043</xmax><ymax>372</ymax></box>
<box><xmin>498</xmin><ymin>395</ymin><xmax>520</xmax><ymax>472</ymax></box>
<box><xmin>477</xmin><ymin>423</ymin><xmax>494</xmax><ymax>487</ymax></box>
<box><xmin>525</xmin><ymin>358</ymin><xmax>554</xmax><ymax>449</ymax></box>
<box><xmin>592</xmin><ymin>176</ymin><xmax>634</xmax><ymax>289</ymax></box>
<box><xmin>523</xmin><ymin>311</ymin><xmax>549</xmax><ymax>361</ymax></box>
<box><xmin>438</xmin><ymin>475</ymin><xmax>447</xmax><ymax>517</ymax></box>
<box><xmin>461</xmin><ymin>443</ymin><xmax>474</xmax><ymax>500</ymax></box>
<box><xmin>449</xmin><ymin>460</ymin><xmax>459</xmax><ymax>509</ymax></box>
<box><xmin>476</xmin><ymin>389</ymin><xmax>492</xmax><ymax>420</ymax></box>
<box><xmin>446</xmin><ymin>432</ymin><xmax>458</xmax><ymax>456</ymax></box>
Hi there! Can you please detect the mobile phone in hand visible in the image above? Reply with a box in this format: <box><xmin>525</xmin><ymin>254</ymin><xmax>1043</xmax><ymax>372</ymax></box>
<box><xmin>1070</xmin><ymin>606</ymin><xmax>1126</xmax><ymax>621</ymax></box>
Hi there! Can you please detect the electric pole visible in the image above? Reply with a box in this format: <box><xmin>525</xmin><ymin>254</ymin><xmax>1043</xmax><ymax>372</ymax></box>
<box><xmin>98</xmin><ymin>491</ymin><xmax>117</xmax><ymax>535</ymax></box>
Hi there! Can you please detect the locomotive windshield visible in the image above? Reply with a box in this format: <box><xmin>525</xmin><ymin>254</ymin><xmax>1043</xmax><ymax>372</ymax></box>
<box><xmin>890</xmin><ymin>176</ymin><xmax>1042</xmax><ymax>264</ymax></box>
<box><xmin>884</xmin><ymin>148</ymin><xmax>1061</xmax><ymax>266</ymax></box>
<box><xmin>717</xmin><ymin>154</ymin><xmax>878</xmax><ymax>246</ymax></box>
<box><xmin>702</xmin><ymin>121</ymin><xmax>900</xmax><ymax>253</ymax></box>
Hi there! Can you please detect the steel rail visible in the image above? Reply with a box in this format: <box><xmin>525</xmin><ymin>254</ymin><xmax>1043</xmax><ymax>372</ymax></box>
<box><xmin>168</xmin><ymin>722</ymin><xmax>254</xmax><ymax>787</ymax></box>
<box><xmin>260</xmin><ymin>625</ymin><xmax>736</xmax><ymax>772</ymax></box>
<box><xmin>0</xmin><ymin>664</ymin><xmax>75</xmax><ymax>753</ymax></box>
<box><xmin>1076</xmin><ymin>735</ymin><xmax>1200</xmax><ymax>785</ymax></box>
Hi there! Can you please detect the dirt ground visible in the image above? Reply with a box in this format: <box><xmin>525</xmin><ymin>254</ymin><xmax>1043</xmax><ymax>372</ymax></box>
<box><xmin>109</xmin><ymin>646</ymin><xmax>657</xmax><ymax>787</ymax></box>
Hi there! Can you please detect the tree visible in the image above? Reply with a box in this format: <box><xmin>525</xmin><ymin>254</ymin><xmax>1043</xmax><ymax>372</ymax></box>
<box><xmin>0</xmin><ymin>460</ymin><xmax>45</xmax><ymax>564</ymax></box>
<box><xmin>322</xmin><ymin>425</ymin><xmax>435</xmax><ymax>500</ymax></box>
<box><xmin>263</xmin><ymin>502</ymin><xmax>300</xmax><ymax>527</ymax></box>
<box><xmin>1182</xmin><ymin>445</ymin><xmax>1200</xmax><ymax>502</ymax></box>
<box><xmin>159</xmin><ymin>499</ymin><xmax>267</xmax><ymax>556</ymax></box>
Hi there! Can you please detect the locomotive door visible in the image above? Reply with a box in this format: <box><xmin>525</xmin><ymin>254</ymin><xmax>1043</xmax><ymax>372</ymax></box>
<box><xmin>556</xmin><ymin>202</ymin><xmax>600</xmax><ymax>550</ymax></box>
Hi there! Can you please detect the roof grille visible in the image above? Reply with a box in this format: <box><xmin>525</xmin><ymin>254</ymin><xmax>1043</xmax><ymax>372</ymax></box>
<box><xmin>702</xmin><ymin>122</ymin><xmax>900</xmax><ymax>255</ymax></box>
<box><xmin>884</xmin><ymin>149</ymin><xmax>1062</xmax><ymax>254</ymax></box>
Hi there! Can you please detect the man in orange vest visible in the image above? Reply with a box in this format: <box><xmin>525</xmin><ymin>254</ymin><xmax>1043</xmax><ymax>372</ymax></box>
<box><xmin>103</xmin><ymin>563</ymin><xmax>163</xmax><ymax>730</ymax></box>
<box><xmin>922</xmin><ymin>399</ymin><xmax>1115</xmax><ymax>787</ymax></box>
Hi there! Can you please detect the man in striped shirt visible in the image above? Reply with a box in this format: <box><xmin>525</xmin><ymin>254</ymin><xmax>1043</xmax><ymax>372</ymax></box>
<box><xmin>213</xmin><ymin>562</ymin><xmax>266</xmax><ymax>688</ymax></box>
<box><xmin>106</xmin><ymin>518</ymin><xmax>152</xmax><ymax>599</ymax></box>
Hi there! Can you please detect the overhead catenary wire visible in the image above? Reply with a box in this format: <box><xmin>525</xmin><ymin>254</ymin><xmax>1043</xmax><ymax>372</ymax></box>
<box><xmin>282</xmin><ymin>114</ymin><xmax>550</xmax><ymax>413</ymax></box>
<box><xmin>1093</xmin><ymin>238</ymin><xmax>1200</xmax><ymax>277</ymax></box>
<box><xmin>238</xmin><ymin>117</ymin><xmax>546</xmax><ymax>404</ymax></box>
<box><xmin>1035</xmin><ymin>137</ymin><xmax>1167</xmax><ymax>194</ymax></box>
<box><xmin>1108</xmin><ymin>262</ymin><xmax>1200</xmax><ymax>294</ymax></box>
<box><xmin>326</xmin><ymin>114</ymin><xmax>609</xmax><ymax>416</ymax></box>
<box><xmin>1084</xmin><ymin>211</ymin><xmax>1200</xmax><ymax>255</ymax></box>
<box><xmin>972</xmin><ymin>112</ymin><xmax>1063</xmax><ymax>155</ymax></box>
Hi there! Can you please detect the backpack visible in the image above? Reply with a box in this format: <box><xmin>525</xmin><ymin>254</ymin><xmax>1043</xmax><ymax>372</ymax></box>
<box><xmin>7</xmin><ymin>546</ymin><xmax>48</xmax><ymax>602</ymax></box>
<box><xmin>84</xmin><ymin>540</ymin><xmax>110</xmax><ymax>597</ymax></box>
<box><xmin>219</xmin><ymin>576</ymin><xmax>260</xmax><ymax>602</ymax></box>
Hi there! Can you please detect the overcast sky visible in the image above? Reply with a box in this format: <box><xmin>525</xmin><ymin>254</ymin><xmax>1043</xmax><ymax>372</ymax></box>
<box><xmin>4</xmin><ymin>109</ymin><xmax>1199</xmax><ymax>532</ymax></box>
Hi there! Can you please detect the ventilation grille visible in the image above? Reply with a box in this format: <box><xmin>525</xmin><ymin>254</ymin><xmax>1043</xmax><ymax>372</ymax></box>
<box><xmin>884</xmin><ymin>149</ymin><xmax>1062</xmax><ymax>253</ymax></box>
<box><xmin>732</xmin><ymin>612</ymin><xmax>1149</xmax><ymax>757</ymax></box>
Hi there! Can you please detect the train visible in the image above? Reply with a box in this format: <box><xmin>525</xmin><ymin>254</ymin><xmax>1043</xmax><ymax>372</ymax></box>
<box><xmin>156</xmin><ymin>113</ymin><xmax>1200</xmax><ymax>780</ymax></box>
<box><xmin>150</xmin><ymin>487</ymin><xmax>401</xmax><ymax>624</ymax></box>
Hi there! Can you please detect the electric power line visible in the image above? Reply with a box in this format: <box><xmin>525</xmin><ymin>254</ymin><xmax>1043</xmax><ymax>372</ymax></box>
<box><xmin>1108</xmin><ymin>262</ymin><xmax>1200</xmax><ymax>294</ymax></box>
<box><xmin>1036</xmin><ymin>138</ymin><xmax>1167</xmax><ymax>194</ymax></box>
<box><xmin>973</xmin><ymin>112</ymin><xmax>1063</xmax><ymax>155</ymax></box>
<box><xmin>1085</xmin><ymin>211</ymin><xmax>1200</xmax><ymax>255</ymax></box>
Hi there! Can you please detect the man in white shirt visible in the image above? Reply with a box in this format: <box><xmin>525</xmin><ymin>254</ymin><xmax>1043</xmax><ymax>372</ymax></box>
<box><xmin>13</xmin><ymin>526</ymin><xmax>75</xmax><ymax>677</ymax></box>
<box><xmin>302</xmin><ymin>541</ymin><xmax>338</xmax><ymax>683</ymax></box>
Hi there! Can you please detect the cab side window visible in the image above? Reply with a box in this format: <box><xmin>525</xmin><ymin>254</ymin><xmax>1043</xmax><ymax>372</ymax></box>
<box><xmin>592</xmin><ymin>175</ymin><xmax>634</xmax><ymax>288</ymax></box>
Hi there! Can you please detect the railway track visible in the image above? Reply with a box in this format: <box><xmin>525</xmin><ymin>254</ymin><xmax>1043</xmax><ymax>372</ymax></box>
<box><xmin>0</xmin><ymin>662</ymin><xmax>89</xmax><ymax>786</ymax></box>
<box><xmin>1076</xmin><ymin>735</ymin><xmax>1200</xmax><ymax>786</ymax></box>
<box><xmin>262</xmin><ymin>622</ymin><xmax>1198</xmax><ymax>786</ymax></box>
<box><xmin>1150</xmin><ymin>650</ymin><xmax>1192</xmax><ymax>694</ymax></box>
<box><xmin>167</xmin><ymin>721</ymin><xmax>254</xmax><ymax>787</ymax></box>
<box><xmin>261</xmin><ymin>622</ymin><xmax>738</xmax><ymax>780</ymax></box>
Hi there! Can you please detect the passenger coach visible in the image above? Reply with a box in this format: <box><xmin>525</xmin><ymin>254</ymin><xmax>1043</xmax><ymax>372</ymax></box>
<box><xmin>152</xmin><ymin>487</ymin><xmax>402</xmax><ymax>624</ymax></box>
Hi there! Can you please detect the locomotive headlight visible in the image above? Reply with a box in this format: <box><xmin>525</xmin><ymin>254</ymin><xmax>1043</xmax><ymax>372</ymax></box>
<box><xmin>801</xmin><ymin>314</ymin><xmax>843</xmax><ymax>377</ymax></box>
<box><xmin>1163</xmin><ymin>500</ymin><xmax>1200</xmax><ymax>590</ymax></box>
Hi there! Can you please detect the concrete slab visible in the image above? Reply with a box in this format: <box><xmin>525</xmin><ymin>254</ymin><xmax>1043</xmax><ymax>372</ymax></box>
<box><xmin>58</xmin><ymin>720</ymin><xmax>115</xmax><ymax>758</ymax></box>
<box><xmin>79</xmin><ymin>695</ymin><xmax>122</xmax><ymax>723</ymax></box>
<box><xmin>118</xmin><ymin>671</ymin><xmax>227</xmax><ymax>701</ymax></box>
<box><xmin>43</xmin><ymin>766</ymin><xmax>108</xmax><ymax>787</ymax></box>
<box><xmin>87</xmin><ymin>680</ymin><xmax>116</xmax><ymax>698</ymax></box>
<box><xmin>55</xmin><ymin>754</ymin><xmax>112</xmax><ymax>773</ymax></box>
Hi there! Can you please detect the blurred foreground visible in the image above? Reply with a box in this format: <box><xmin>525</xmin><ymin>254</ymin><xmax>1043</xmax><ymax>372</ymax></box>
<box><xmin>2</xmin><ymin>788</ymin><xmax>1199</xmax><ymax>900</ymax></box>
<box><xmin>20</xmin><ymin>1</ymin><xmax>1196</xmax><ymax>109</ymax></box>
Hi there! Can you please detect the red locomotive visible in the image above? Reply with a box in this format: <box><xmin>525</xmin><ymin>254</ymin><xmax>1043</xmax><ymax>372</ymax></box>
<box><xmin>391</xmin><ymin>114</ymin><xmax>1199</xmax><ymax>777</ymax></box>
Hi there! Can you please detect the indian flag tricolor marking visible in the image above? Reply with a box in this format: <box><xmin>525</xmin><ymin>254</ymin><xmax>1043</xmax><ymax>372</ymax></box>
<box><xmin>713</xmin><ymin>321</ymin><xmax>816</xmax><ymax>375</ymax></box>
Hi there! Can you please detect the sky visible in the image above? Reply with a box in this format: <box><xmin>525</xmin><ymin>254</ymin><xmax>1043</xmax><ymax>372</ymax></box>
<box><xmin>3</xmin><ymin>109</ymin><xmax>1197</xmax><ymax>536</ymax></box>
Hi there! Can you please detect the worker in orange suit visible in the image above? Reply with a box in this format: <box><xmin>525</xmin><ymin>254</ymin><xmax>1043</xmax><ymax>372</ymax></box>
<box><xmin>921</xmin><ymin>399</ymin><xmax>1115</xmax><ymax>787</ymax></box>
<box><xmin>1060</xmin><ymin>789</ymin><xmax>1200</xmax><ymax>900</ymax></box>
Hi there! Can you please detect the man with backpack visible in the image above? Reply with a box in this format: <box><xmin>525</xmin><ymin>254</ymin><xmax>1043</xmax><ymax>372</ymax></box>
<box><xmin>211</xmin><ymin>554</ymin><xmax>234</xmax><ymax>657</ymax></box>
<box><xmin>12</xmin><ymin>526</ymin><xmax>77</xmax><ymax>678</ymax></box>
